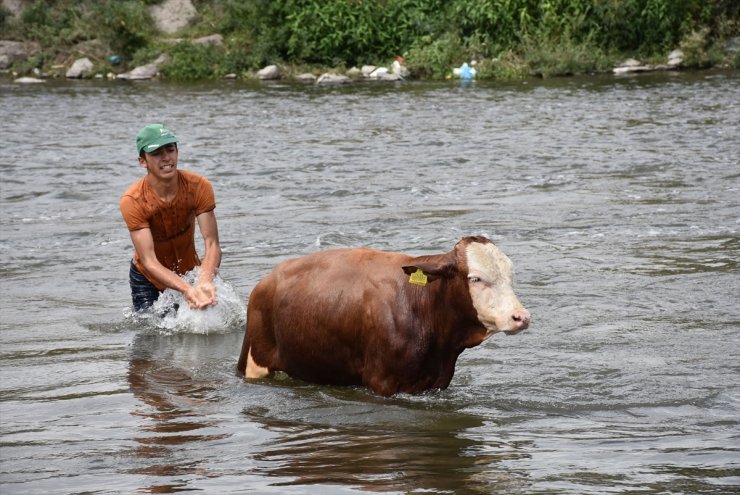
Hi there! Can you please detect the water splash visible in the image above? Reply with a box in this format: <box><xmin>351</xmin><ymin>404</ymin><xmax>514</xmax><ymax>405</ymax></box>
<box><xmin>132</xmin><ymin>268</ymin><xmax>246</xmax><ymax>334</ymax></box>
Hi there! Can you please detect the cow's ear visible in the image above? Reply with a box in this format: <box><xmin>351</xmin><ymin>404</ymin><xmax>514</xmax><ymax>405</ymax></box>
<box><xmin>401</xmin><ymin>254</ymin><xmax>456</xmax><ymax>282</ymax></box>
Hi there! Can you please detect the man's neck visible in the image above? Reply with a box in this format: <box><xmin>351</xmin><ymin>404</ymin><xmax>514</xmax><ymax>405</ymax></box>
<box><xmin>146</xmin><ymin>171</ymin><xmax>179</xmax><ymax>202</ymax></box>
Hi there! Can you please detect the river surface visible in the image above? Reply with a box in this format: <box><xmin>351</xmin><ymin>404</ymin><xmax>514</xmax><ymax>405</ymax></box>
<box><xmin>1</xmin><ymin>70</ymin><xmax>738</xmax><ymax>494</ymax></box>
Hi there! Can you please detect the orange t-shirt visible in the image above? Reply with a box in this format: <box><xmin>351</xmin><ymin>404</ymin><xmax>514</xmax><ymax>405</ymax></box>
<box><xmin>120</xmin><ymin>170</ymin><xmax>216</xmax><ymax>290</ymax></box>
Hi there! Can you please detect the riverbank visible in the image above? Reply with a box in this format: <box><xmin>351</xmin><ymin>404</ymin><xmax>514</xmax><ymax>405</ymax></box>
<box><xmin>4</xmin><ymin>46</ymin><xmax>738</xmax><ymax>86</ymax></box>
<box><xmin>1</xmin><ymin>0</ymin><xmax>738</xmax><ymax>83</ymax></box>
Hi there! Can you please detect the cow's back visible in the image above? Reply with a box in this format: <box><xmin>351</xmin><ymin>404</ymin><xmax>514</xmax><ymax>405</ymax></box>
<box><xmin>239</xmin><ymin>248</ymin><xmax>413</xmax><ymax>385</ymax></box>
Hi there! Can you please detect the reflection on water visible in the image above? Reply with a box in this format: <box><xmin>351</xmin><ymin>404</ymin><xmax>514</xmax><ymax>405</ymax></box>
<box><xmin>125</xmin><ymin>332</ymin><xmax>538</xmax><ymax>494</ymax></box>
<box><xmin>127</xmin><ymin>333</ymin><xmax>230</xmax><ymax>493</ymax></box>
<box><xmin>243</xmin><ymin>390</ymin><xmax>531</xmax><ymax>494</ymax></box>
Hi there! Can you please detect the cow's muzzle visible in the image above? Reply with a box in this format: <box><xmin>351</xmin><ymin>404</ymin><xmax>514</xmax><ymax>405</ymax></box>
<box><xmin>504</xmin><ymin>309</ymin><xmax>530</xmax><ymax>335</ymax></box>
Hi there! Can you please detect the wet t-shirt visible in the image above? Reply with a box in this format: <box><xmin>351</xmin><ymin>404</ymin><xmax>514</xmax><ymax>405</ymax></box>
<box><xmin>120</xmin><ymin>170</ymin><xmax>216</xmax><ymax>290</ymax></box>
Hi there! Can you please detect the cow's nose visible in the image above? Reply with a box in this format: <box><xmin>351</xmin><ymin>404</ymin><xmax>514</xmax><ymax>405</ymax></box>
<box><xmin>511</xmin><ymin>309</ymin><xmax>530</xmax><ymax>330</ymax></box>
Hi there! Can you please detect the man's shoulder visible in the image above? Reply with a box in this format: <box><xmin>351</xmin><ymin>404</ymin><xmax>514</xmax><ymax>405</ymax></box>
<box><xmin>121</xmin><ymin>177</ymin><xmax>147</xmax><ymax>200</ymax></box>
<box><xmin>119</xmin><ymin>178</ymin><xmax>149</xmax><ymax>227</ymax></box>
<box><xmin>178</xmin><ymin>169</ymin><xmax>205</xmax><ymax>181</ymax></box>
<box><xmin>178</xmin><ymin>170</ymin><xmax>215</xmax><ymax>212</ymax></box>
<box><xmin>178</xmin><ymin>169</ymin><xmax>212</xmax><ymax>189</ymax></box>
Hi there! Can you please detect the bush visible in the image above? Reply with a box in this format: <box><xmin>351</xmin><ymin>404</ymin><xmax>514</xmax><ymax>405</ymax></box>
<box><xmin>3</xmin><ymin>0</ymin><xmax>738</xmax><ymax>80</ymax></box>
<box><xmin>589</xmin><ymin>0</ymin><xmax>738</xmax><ymax>56</ymax></box>
<box><xmin>444</xmin><ymin>0</ymin><xmax>530</xmax><ymax>50</ymax></box>
<box><xmin>475</xmin><ymin>49</ymin><xmax>530</xmax><ymax>80</ymax></box>
<box><xmin>94</xmin><ymin>0</ymin><xmax>154</xmax><ymax>60</ymax></box>
<box><xmin>521</xmin><ymin>32</ymin><xmax>612</xmax><ymax>77</ymax></box>
<box><xmin>519</xmin><ymin>4</ymin><xmax>613</xmax><ymax>77</ymax></box>
<box><xmin>280</xmin><ymin>0</ymin><xmax>442</xmax><ymax>66</ymax></box>
<box><xmin>214</xmin><ymin>0</ymin><xmax>294</xmax><ymax>66</ymax></box>
<box><xmin>16</xmin><ymin>0</ymin><xmax>80</xmax><ymax>45</ymax></box>
<box><xmin>405</xmin><ymin>33</ymin><xmax>465</xmax><ymax>79</ymax></box>
<box><xmin>159</xmin><ymin>42</ymin><xmax>225</xmax><ymax>80</ymax></box>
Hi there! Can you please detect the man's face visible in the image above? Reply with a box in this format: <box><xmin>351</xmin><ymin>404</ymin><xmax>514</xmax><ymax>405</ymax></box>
<box><xmin>139</xmin><ymin>143</ymin><xmax>178</xmax><ymax>179</ymax></box>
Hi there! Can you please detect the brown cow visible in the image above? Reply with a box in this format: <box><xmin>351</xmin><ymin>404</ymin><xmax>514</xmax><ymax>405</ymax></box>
<box><xmin>237</xmin><ymin>236</ymin><xmax>530</xmax><ymax>396</ymax></box>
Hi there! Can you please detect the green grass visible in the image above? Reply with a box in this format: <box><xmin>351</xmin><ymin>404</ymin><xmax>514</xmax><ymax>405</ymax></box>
<box><xmin>2</xmin><ymin>0</ymin><xmax>737</xmax><ymax>80</ymax></box>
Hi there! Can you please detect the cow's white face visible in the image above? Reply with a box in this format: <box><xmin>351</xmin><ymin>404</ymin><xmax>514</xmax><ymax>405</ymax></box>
<box><xmin>465</xmin><ymin>242</ymin><xmax>530</xmax><ymax>337</ymax></box>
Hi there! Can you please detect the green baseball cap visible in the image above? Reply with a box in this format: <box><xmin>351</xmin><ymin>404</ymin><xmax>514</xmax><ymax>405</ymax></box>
<box><xmin>136</xmin><ymin>123</ymin><xmax>178</xmax><ymax>154</ymax></box>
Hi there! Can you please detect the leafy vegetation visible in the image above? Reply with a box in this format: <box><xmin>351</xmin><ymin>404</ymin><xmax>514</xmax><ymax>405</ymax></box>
<box><xmin>1</xmin><ymin>0</ymin><xmax>738</xmax><ymax>80</ymax></box>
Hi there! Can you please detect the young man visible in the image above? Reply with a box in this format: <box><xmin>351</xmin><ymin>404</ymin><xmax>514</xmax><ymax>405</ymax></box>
<box><xmin>120</xmin><ymin>123</ymin><xmax>222</xmax><ymax>311</ymax></box>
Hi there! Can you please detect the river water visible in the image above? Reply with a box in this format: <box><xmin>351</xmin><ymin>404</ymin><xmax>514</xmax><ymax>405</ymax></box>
<box><xmin>1</xmin><ymin>70</ymin><xmax>738</xmax><ymax>494</ymax></box>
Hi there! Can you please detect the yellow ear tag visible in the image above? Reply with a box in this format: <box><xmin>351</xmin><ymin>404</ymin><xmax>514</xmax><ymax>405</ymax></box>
<box><xmin>409</xmin><ymin>268</ymin><xmax>428</xmax><ymax>286</ymax></box>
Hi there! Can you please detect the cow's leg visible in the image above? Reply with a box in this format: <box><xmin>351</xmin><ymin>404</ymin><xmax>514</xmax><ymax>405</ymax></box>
<box><xmin>237</xmin><ymin>323</ymin><xmax>251</xmax><ymax>375</ymax></box>
<box><xmin>239</xmin><ymin>302</ymin><xmax>276</xmax><ymax>378</ymax></box>
<box><xmin>245</xmin><ymin>347</ymin><xmax>270</xmax><ymax>378</ymax></box>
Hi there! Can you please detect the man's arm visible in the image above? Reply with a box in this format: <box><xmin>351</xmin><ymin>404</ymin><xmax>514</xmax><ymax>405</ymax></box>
<box><xmin>129</xmin><ymin>227</ymin><xmax>214</xmax><ymax>309</ymax></box>
<box><xmin>194</xmin><ymin>210</ymin><xmax>222</xmax><ymax>302</ymax></box>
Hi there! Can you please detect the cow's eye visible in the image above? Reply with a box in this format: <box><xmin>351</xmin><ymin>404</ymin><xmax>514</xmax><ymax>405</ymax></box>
<box><xmin>468</xmin><ymin>276</ymin><xmax>482</xmax><ymax>283</ymax></box>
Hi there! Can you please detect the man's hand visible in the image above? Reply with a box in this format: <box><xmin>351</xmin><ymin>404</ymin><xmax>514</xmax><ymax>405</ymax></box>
<box><xmin>184</xmin><ymin>282</ymin><xmax>217</xmax><ymax>309</ymax></box>
<box><xmin>197</xmin><ymin>281</ymin><xmax>217</xmax><ymax>304</ymax></box>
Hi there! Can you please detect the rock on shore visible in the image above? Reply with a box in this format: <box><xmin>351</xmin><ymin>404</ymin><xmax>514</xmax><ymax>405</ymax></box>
<box><xmin>613</xmin><ymin>49</ymin><xmax>684</xmax><ymax>74</ymax></box>
<box><xmin>66</xmin><ymin>57</ymin><xmax>94</xmax><ymax>78</ymax></box>
<box><xmin>117</xmin><ymin>54</ymin><xmax>170</xmax><ymax>80</ymax></box>
<box><xmin>150</xmin><ymin>0</ymin><xmax>198</xmax><ymax>34</ymax></box>
<box><xmin>0</xmin><ymin>40</ymin><xmax>40</xmax><ymax>70</ymax></box>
